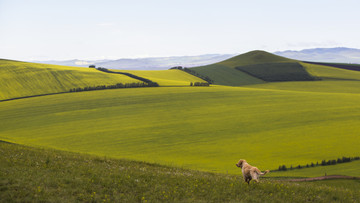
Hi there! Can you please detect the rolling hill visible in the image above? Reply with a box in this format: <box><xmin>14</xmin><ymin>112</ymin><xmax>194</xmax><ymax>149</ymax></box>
<box><xmin>0</xmin><ymin>59</ymin><xmax>142</xmax><ymax>101</ymax></box>
<box><xmin>188</xmin><ymin>64</ymin><xmax>264</xmax><ymax>86</ymax></box>
<box><xmin>1</xmin><ymin>51</ymin><xmax>360</xmax><ymax>182</ymax></box>
<box><xmin>1</xmin><ymin>85</ymin><xmax>360</xmax><ymax>174</ymax></box>
<box><xmin>190</xmin><ymin>51</ymin><xmax>310</xmax><ymax>86</ymax></box>
<box><xmin>191</xmin><ymin>50</ymin><xmax>360</xmax><ymax>86</ymax></box>
<box><xmin>0</xmin><ymin>59</ymin><xmax>205</xmax><ymax>101</ymax></box>
<box><xmin>2</xmin><ymin>141</ymin><xmax>358</xmax><ymax>202</ymax></box>
<box><xmin>217</xmin><ymin>50</ymin><xmax>296</xmax><ymax>67</ymax></box>
<box><xmin>111</xmin><ymin>69</ymin><xmax>206</xmax><ymax>86</ymax></box>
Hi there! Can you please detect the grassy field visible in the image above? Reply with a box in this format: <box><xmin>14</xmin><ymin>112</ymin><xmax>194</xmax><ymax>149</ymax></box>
<box><xmin>1</xmin><ymin>85</ymin><xmax>359</xmax><ymax>175</ymax></box>
<box><xmin>190</xmin><ymin>50</ymin><xmax>307</xmax><ymax>86</ymax></box>
<box><xmin>1</xmin><ymin>54</ymin><xmax>360</xmax><ymax>201</ymax></box>
<box><xmin>0</xmin><ymin>59</ymin><xmax>141</xmax><ymax>100</ymax></box>
<box><xmin>191</xmin><ymin>50</ymin><xmax>360</xmax><ymax>86</ymax></box>
<box><xmin>190</xmin><ymin>64</ymin><xmax>264</xmax><ymax>86</ymax></box>
<box><xmin>236</xmin><ymin>62</ymin><xmax>316</xmax><ymax>82</ymax></box>
<box><xmin>112</xmin><ymin>69</ymin><xmax>206</xmax><ymax>86</ymax></box>
<box><xmin>1</xmin><ymin>141</ymin><xmax>359</xmax><ymax>202</ymax></box>
<box><xmin>217</xmin><ymin>50</ymin><xmax>296</xmax><ymax>68</ymax></box>
<box><xmin>303</xmin><ymin>61</ymin><xmax>360</xmax><ymax>71</ymax></box>
<box><xmin>302</xmin><ymin>62</ymin><xmax>360</xmax><ymax>81</ymax></box>
<box><xmin>270</xmin><ymin>160</ymin><xmax>360</xmax><ymax>177</ymax></box>
<box><xmin>248</xmin><ymin>80</ymin><xmax>360</xmax><ymax>94</ymax></box>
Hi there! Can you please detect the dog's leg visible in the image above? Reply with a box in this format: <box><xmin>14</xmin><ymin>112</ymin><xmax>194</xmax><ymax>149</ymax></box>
<box><xmin>245</xmin><ymin>176</ymin><xmax>252</xmax><ymax>184</ymax></box>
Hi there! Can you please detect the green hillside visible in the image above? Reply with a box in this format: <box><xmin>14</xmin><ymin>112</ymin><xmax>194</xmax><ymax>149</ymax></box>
<box><xmin>1</xmin><ymin>86</ymin><xmax>359</xmax><ymax>175</ymax></box>
<box><xmin>2</xmin><ymin>141</ymin><xmax>358</xmax><ymax>202</ymax></box>
<box><xmin>191</xmin><ymin>51</ymin><xmax>308</xmax><ymax>86</ymax></box>
<box><xmin>270</xmin><ymin>160</ymin><xmax>360</xmax><ymax>177</ymax></box>
<box><xmin>236</xmin><ymin>62</ymin><xmax>316</xmax><ymax>82</ymax></box>
<box><xmin>303</xmin><ymin>61</ymin><xmax>360</xmax><ymax>72</ymax></box>
<box><xmin>0</xmin><ymin>59</ymin><xmax>142</xmax><ymax>100</ymax></box>
<box><xmin>302</xmin><ymin>62</ymin><xmax>360</xmax><ymax>81</ymax></box>
<box><xmin>191</xmin><ymin>50</ymin><xmax>360</xmax><ymax>86</ymax></box>
<box><xmin>217</xmin><ymin>50</ymin><xmax>296</xmax><ymax>68</ymax></box>
<box><xmin>247</xmin><ymin>62</ymin><xmax>360</xmax><ymax>92</ymax></box>
<box><xmin>247</xmin><ymin>80</ymin><xmax>360</xmax><ymax>94</ymax></box>
<box><xmin>188</xmin><ymin>64</ymin><xmax>264</xmax><ymax>86</ymax></box>
<box><xmin>1</xmin><ymin>55</ymin><xmax>360</xmax><ymax>202</ymax></box>
<box><xmin>112</xmin><ymin>69</ymin><xmax>206</xmax><ymax>86</ymax></box>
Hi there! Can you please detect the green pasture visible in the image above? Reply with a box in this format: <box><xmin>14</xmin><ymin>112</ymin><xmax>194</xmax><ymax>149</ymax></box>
<box><xmin>0</xmin><ymin>59</ymin><xmax>141</xmax><ymax>100</ymax></box>
<box><xmin>236</xmin><ymin>62</ymin><xmax>316</xmax><ymax>82</ymax></box>
<box><xmin>217</xmin><ymin>50</ymin><xmax>295</xmax><ymax>68</ymax></box>
<box><xmin>190</xmin><ymin>64</ymin><xmax>264</xmax><ymax>86</ymax></box>
<box><xmin>248</xmin><ymin>80</ymin><xmax>360</xmax><ymax>94</ymax></box>
<box><xmin>270</xmin><ymin>160</ymin><xmax>360</xmax><ymax>177</ymax></box>
<box><xmin>2</xmin><ymin>141</ymin><xmax>358</xmax><ymax>202</ymax></box>
<box><xmin>191</xmin><ymin>50</ymin><xmax>360</xmax><ymax>87</ymax></box>
<box><xmin>112</xmin><ymin>69</ymin><xmax>206</xmax><ymax>86</ymax></box>
<box><xmin>191</xmin><ymin>50</ymin><xmax>296</xmax><ymax>86</ymax></box>
<box><xmin>302</xmin><ymin>62</ymin><xmax>360</xmax><ymax>81</ymax></box>
<box><xmin>1</xmin><ymin>85</ymin><xmax>359</xmax><ymax>174</ymax></box>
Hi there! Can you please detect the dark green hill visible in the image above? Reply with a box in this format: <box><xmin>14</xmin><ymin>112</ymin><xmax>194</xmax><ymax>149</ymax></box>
<box><xmin>190</xmin><ymin>50</ymin><xmax>316</xmax><ymax>86</ymax></box>
<box><xmin>190</xmin><ymin>63</ymin><xmax>264</xmax><ymax>86</ymax></box>
<box><xmin>236</xmin><ymin>62</ymin><xmax>317</xmax><ymax>82</ymax></box>
<box><xmin>218</xmin><ymin>50</ymin><xmax>296</xmax><ymax>68</ymax></box>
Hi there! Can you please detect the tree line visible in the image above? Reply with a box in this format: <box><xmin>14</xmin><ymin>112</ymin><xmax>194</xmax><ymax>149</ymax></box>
<box><xmin>95</xmin><ymin>67</ymin><xmax>159</xmax><ymax>87</ymax></box>
<box><xmin>277</xmin><ymin>156</ymin><xmax>360</xmax><ymax>171</ymax></box>
<box><xmin>69</xmin><ymin>82</ymin><xmax>152</xmax><ymax>93</ymax></box>
<box><xmin>170</xmin><ymin>66</ymin><xmax>214</xmax><ymax>84</ymax></box>
<box><xmin>190</xmin><ymin>82</ymin><xmax>210</xmax><ymax>86</ymax></box>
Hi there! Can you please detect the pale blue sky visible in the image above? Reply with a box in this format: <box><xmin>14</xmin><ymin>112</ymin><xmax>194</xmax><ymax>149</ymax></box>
<box><xmin>1</xmin><ymin>0</ymin><xmax>360</xmax><ymax>60</ymax></box>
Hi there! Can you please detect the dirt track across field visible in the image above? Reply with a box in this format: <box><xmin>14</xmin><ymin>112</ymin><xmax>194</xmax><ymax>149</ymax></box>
<box><xmin>288</xmin><ymin>175</ymin><xmax>360</xmax><ymax>182</ymax></box>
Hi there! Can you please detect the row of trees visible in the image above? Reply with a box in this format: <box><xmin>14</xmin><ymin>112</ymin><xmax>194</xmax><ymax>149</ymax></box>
<box><xmin>170</xmin><ymin>66</ymin><xmax>214</xmax><ymax>84</ymax></box>
<box><xmin>190</xmin><ymin>82</ymin><xmax>210</xmax><ymax>86</ymax></box>
<box><xmin>277</xmin><ymin>156</ymin><xmax>360</xmax><ymax>171</ymax></box>
<box><xmin>69</xmin><ymin>82</ymin><xmax>151</xmax><ymax>92</ymax></box>
<box><xmin>96</xmin><ymin>67</ymin><xmax>159</xmax><ymax>87</ymax></box>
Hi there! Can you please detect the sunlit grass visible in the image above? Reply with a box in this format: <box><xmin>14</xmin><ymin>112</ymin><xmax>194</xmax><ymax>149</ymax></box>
<box><xmin>1</xmin><ymin>141</ymin><xmax>358</xmax><ymax>202</ymax></box>
<box><xmin>270</xmin><ymin>160</ymin><xmax>360</xmax><ymax>177</ymax></box>
<box><xmin>112</xmin><ymin>69</ymin><xmax>206</xmax><ymax>86</ymax></box>
<box><xmin>247</xmin><ymin>80</ymin><xmax>360</xmax><ymax>94</ymax></box>
<box><xmin>302</xmin><ymin>62</ymin><xmax>360</xmax><ymax>81</ymax></box>
<box><xmin>0</xmin><ymin>59</ymin><xmax>141</xmax><ymax>100</ymax></box>
<box><xmin>1</xmin><ymin>86</ymin><xmax>359</xmax><ymax>174</ymax></box>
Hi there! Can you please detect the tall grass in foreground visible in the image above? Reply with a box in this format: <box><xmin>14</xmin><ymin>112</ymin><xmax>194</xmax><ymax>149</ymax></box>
<box><xmin>1</xmin><ymin>141</ymin><xmax>358</xmax><ymax>202</ymax></box>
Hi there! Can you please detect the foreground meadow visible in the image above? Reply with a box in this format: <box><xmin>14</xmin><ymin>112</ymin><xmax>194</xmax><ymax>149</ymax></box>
<box><xmin>1</xmin><ymin>141</ymin><xmax>358</xmax><ymax>202</ymax></box>
<box><xmin>1</xmin><ymin>85</ymin><xmax>359</xmax><ymax>174</ymax></box>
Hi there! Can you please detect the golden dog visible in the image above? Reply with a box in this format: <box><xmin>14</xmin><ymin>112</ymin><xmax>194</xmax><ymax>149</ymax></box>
<box><xmin>236</xmin><ymin>159</ymin><xmax>269</xmax><ymax>184</ymax></box>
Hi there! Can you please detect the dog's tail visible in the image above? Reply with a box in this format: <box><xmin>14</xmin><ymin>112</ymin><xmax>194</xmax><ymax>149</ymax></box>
<box><xmin>256</xmin><ymin>169</ymin><xmax>270</xmax><ymax>176</ymax></box>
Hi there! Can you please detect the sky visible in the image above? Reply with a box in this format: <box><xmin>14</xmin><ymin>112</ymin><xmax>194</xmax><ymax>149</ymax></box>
<box><xmin>1</xmin><ymin>0</ymin><xmax>360</xmax><ymax>61</ymax></box>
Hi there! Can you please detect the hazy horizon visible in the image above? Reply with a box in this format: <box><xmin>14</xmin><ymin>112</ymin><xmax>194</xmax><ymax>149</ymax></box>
<box><xmin>1</xmin><ymin>0</ymin><xmax>360</xmax><ymax>61</ymax></box>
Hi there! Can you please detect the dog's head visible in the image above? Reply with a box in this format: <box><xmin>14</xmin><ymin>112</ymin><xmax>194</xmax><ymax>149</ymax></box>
<box><xmin>236</xmin><ymin>159</ymin><xmax>246</xmax><ymax>168</ymax></box>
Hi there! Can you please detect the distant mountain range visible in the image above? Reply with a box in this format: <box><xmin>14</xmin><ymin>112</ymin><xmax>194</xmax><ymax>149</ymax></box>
<box><xmin>274</xmin><ymin>47</ymin><xmax>360</xmax><ymax>63</ymax></box>
<box><xmin>33</xmin><ymin>54</ymin><xmax>235</xmax><ymax>70</ymax></box>
<box><xmin>33</xmin><ymin>47</ymin><xmax>360</xmax><ymax>70</ymax></box>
